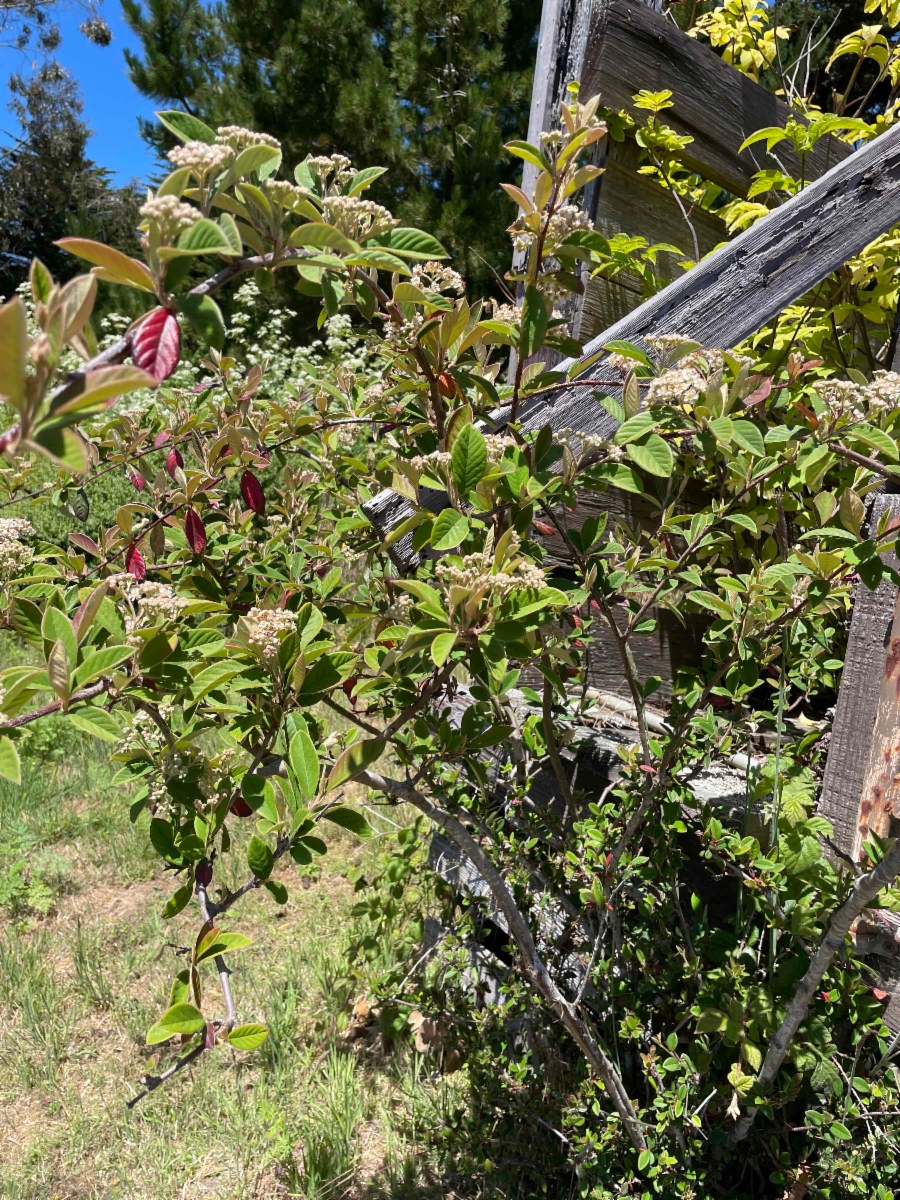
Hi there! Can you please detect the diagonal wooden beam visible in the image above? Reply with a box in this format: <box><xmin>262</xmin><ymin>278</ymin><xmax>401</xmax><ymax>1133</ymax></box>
<box><xmin>517</xmin><ymin>117</ymin><xmax>900</xmax><ymax>438</ymax></box>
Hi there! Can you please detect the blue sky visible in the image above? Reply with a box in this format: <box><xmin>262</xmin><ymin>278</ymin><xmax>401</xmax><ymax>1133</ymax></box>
<box><xmin>0</xmin><ymin>1</ymin><xmax>160</xmax><ymax>186</ymax></box>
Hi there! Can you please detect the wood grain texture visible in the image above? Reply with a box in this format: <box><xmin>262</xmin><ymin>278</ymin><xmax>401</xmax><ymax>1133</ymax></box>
<box><xmin>819</xmin><ymin>496</ymin><xmax>900</xmax><ymax>858</ymax></box>
<box><xmin>519</xmin><ymin>117</ymin><xmax>900</xmax><ymax>439</ymax></box>
<box><xmin>584</xmin><ymin>0</ymin><xmax>850</xmax><ymax>199</ymax></box>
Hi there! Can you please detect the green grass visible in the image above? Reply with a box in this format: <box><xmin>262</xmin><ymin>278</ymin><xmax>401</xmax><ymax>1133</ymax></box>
<box><xmin>0</xmin><ymin>730</ymin><xmax>471</xmax><ymax>1199</ymax></box>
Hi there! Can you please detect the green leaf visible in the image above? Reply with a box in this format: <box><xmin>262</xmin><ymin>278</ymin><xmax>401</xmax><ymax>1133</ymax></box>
<box><xmin>161</xmin><ymin>884</ymin><xmax>192</xmax><ymax>920</ymax></box>
<box><xmin>157</xmin><ymin>167</ymin><xmax>191</xmax><ymax>198</ymax></box>
<box><xmin>168</xmin><ymin>969</ymin><xmax>190</xmax><ymax>1006</ymax></box>
<box><xmin>289</xmin><ymin>724</ymin><xmax>320</xmax><ymax>801</ymax></box>
<box><xmin>66</xmin><ymin>707</ymin><xmax>121</xmax><ymax>742</ymax></box>
<box><xmin>0</xmin><ymin>735</ymin><xmax>20</xmax><ymax>784</ymax></box>
<box><xmin>149</xmin><ymin>817</ymin><xmax>179</xmax><ymax>861</ymax></box>
<box><xmin>431</xmin><ymin>631</ymin><xmax>458</xmax><ymax>666</ymax></box>
<box><xmin>366</xmin><ymin>227</ymin><xmax>448</xmax><ymax>259</ymax></box>
<box><xmin>264</xmin><ymin>879</ymin><xmax>288</xmax><ymax>904</ymax></box>
<box><xmin>321</xmin><ymin>806</ymin><xmax>373</xmax><ymax>838</ymax></box>
<box><xmin>55</xmin><ymin>238</ymin><xmax>155</xmax><ymax>292</ymax></box>
<box><xmin>289</xmin><ymin>223</ymin><xmax>359</xmax><ymax>254</ymax></box>
<box><xmin>520</xmin><ymin>285</ymin><xmax>548</xmax><ymax>358</ymax></box>
<box><xmin>296</xmin><ymin>604</ymin><xmax>324</xmax><ymax>648</ymax></box>
<box><xmin>708</xmin><ymin>416</ymin><xmax>733</xmax><ymax>444</ymax></box>
<box><xmin>47</xmin><ymin>639</ymin><xmax>70</xmax><ymax>704</ymax></box>
<box><xmin>689</xmin><ymin>591</ymin><xmax>732</xmax><ymax>618</ymax></box>
<box><xmin>451</xmin><ymin>423</ymin><xmax>487</xmax><ymax>494</ymax></box>
<box><xmin>430</xmin><ymin>508</ymin><xmax>469</xmax><ymax>550</ymax></box>
<box><xmin>41</xmin><ymin>606</ymin><xmax>76</xmax><ymax>666</ymax></box>
<box><xmin>233</xmin><ymin>144</ymin><xmax>281</xmax><ymax>179</ymax></box>
<box><xmin>146</xmin><ymin>1001</ymin><xmax>206</xmax><ymax>1045</ymax></box>
<box><xmin>0</xmin><ymin>296</ymin><xmax>27</xmax><ymax>410</ymax></box>
<box><xmin>155</xmin><ymin>110</ymin><xmax>216</xmax><ymax>144</ymax></box>
<box><xmin>167</xmin><ymin>218</ymin><xmax>234</xmax><ymax>257</ymax></box>
<box><xmin>217</xmin><ymin>212</ymin><xmax>242</xmax><ymax>256</ymax></box>
<box><xmin>504</xmin><ymin>140</ymin><xmax>552</xmax><ymax>174</ymax></box>
<box><xmin>626</xmin><ymin>434</ymin><xmax>674</xmax><ymax>477</ymax></box>
<box><xmin>247</xmin><ymin>835</ymin><xmax>275</xmax><ymax>880</ymax></box>
<box><xmin>72</xmin><ymin>644</ymin><xmax>133</xmax><ymax>688</ymax></box>
<box><xmin>30</xmin><ymin>426</ymin><xmax>89</xmax><ymax>474</ymax></box>
<box><xmin>228</xmin><ymin>1023</ymin><xmax>269</xmax><ymax>1051</ymax></box>
<box><xmin>196</xmin><ymin>930</ymin><xmax>253</xmax><ymax>962</ymax></box>
<box><xmin>731</xmin><ymin>421</ymin><xmax>766</xmax><ymax>457</ymax></box>
<box><xmin>179</xmin><ymin>294</ymin><xmax>226</xmax><ymax>351</ymax></box>
<box><xmin>11</xmin><ymin>598</ymin><xmax>43</xmax><ymax>647</ymax></box>
<box><xmin>189</xmin><ymin>661</ymin><xmax>244</xmax><ymax>703</ymax></box>
<box><xmin>638</xmin><ymin>1150</ymin><xmax>654</xmax><ymax>1172</ymax></box>
<box><xmin>592</xmin><ymin>462</ymin><xmax>644</xmax><ymax>493</ymax></box>
<box><xmin>347</xmin><ymin>166</ymin><xmax>387</xmax><ymax>196</ymax></box>
<box><xmin>614</xmin><ymin>412</ymin><xmax>658</xmax><ymax>445</ymax></box>
<box><xmin>325</xmin><ymin>738</ymin><xmax>386</xmax><ymax>792</ymax></box>
<box><xmin>830</xmin><ymin>1121</ymin><xmax>853</xmax><ymax>1141</ymax></box>
<box><xmin>603</xmin><ymin>339</ymin><xmax>654</xmax><ymax>368</ymax></box>
<box><xmin>848</xmin><ymin>424</ymin><xmax>900</xmax><ymax>462</ymax></box>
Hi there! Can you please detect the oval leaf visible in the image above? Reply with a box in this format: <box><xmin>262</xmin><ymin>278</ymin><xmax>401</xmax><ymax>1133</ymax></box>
<box><xmin>228</xmin><ymin>1023</ymin><xmax>269</xmax><ymax>1051</ymax></box>
<box><xmin>325</xmin><ymin>738</ymin><xmax>386</xmax><ymax>792</ymax></box>
<box><xmin>132</xmin><ymin>308</ymin><xmax>181</xmax><ymax>381</ymax></box>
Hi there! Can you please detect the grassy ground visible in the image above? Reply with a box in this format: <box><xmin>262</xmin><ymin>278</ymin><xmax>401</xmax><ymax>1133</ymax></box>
<box><xmin>0</xmin><ymin>728</ymin><xmax>472</xmax><ymax>1199</ymax></box>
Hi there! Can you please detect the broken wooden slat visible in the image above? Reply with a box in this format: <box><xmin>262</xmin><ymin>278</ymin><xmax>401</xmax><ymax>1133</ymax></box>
<box><xmin>819</xmin><ymin>496</ymin><xmax>900</xmax><ymax>860</ymax></box>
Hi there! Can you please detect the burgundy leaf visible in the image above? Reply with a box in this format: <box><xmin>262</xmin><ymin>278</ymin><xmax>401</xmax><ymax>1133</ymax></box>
<box><xmin>184</xmin><ymin>507</ymin><xmax>206</xmax><ymax>555</ymax></box>
<box><xmin>69</xmin><ymin>532</ymin><xmax>100</xmax><ymax>557</ymax></box>
<box><xmin>533</xmin><ymin>520</ymin><xmax>555</xmax><ymax>536</ymax></box>
<box><xmin>128</xmin><ymin>471</ymin><xmax>146</xmax><ymax>492</ymax></box>
<box><xmin>195</xmin><ymin>859</ymin><xmax>213</xmax><ymax>888</ymax></box>
<box><xmin>240</xmin><ymin>469</ymin><xmax>266</xmax><ymax>516</ymax></box>
<box><xmin>149</xmin><ymin>522</ymin><xmax>165</xmax><ymax>557</ymax></box>
<box><xmin>230</xmin><ymin>795</ymin><xmax>253</xmax><ymax>818</ymax></box>
<box><xmin>153</xmin><ymin>430</ymin><xmax>171</xmax><ymax>449</ymax></box>
<box><xmin>166</xmin><ymin>447</ymin><xmax>184</xmax><ymax>479</ymax></box>
<box><xmin>132</xmin><ymin>308</ymin><xmax>181</xmax><ymax>382</ymax></box>
<box><xmin>743</xmin><ymin>376</ymin><xmax>772</xmax><ymax>408</ymax></box>
<box><xmin>125</xmin><ymin>542</ymin><xmax>146</xmax><ymax>581</ymax></box>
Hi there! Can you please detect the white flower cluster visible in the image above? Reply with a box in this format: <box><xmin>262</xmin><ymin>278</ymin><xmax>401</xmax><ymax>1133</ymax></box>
<box><xmin>245</xmin><ymin>606</ymin><xmax>297</xmax><ymax>662</ymax></box>
<box><xmin>307</xmin><ymin>154</ymin><xmax>355</xmax><ymax>189</ymax></box>
<box><xmin>139</xmin><ymin>195</ymin><xmax>199</xmax><ymax>239</ymax></box>
<box><xmin>0</xmin><ymin>518</ymin><xmax>34</xmax><ymax>580</ymax></box>
<box><xmin>490</xmin><ymin>303</ymin><xmax>521</xmax><ymax>326</ymax></box>
<box><xmin>263</xmin><ymin>179</ymin><xmax>311</xmax><ymax>209</ymax></box>
<box><xmin>544</xmin><ymin>204</ymin><xmax>592</xmax><ymax>251</ymax></box>
<box><xmin>484</xmin><ymin>434</ymin><xmax>516</xmax><ymax>465</ymax></box>
<box><xmin>382</xmin><ymin>310</ymin><xmax>425</xmax><ymax>351</ymax></box>
<box><xmin>863</xmin><ymin>371</ymin><xmax>900</xmax><ymax>412</ymax></box>
<box><xmin>411</xmin><ymin>261</ymin><xmax>465</xmax><ymax>295</ymax></box>
<box><xmin>646</xmin><ymin>365</ymin><xmax>706</xmax><ymax>408</ymax></box>
<box><xmin>323</xmin><ymin>195</ymin><xmax>397</xmax><ymax>240</ymax></box>
<box><xmin>0</xmin><ymin>518</ymin><xmax>33</xmax><ymax>540</ymax></box>
<box><xmin>436</xmin><ymin>540</ymin><xmax>546</xmax><ymax>604</ymax></box>
<box><xmin>409</xmin><ymin>450</ymin><xmax>451</xmax><ymax>475</ymax></box>
<box><xmin>216</xmin><ymin>125</ymin><xmax>281</xmax><ymax>151</ymax></box>
<box><xmin>167</xmin><ymin>140</ymin><xmax>233</xmax><ymax>177</ymax></box>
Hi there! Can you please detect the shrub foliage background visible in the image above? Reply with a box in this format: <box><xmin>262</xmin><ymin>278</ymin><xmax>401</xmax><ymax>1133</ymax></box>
<box><xmin>6</xmin><ymin>4</ymin><xmax>900</xmax><ymax>1197</ymax></box>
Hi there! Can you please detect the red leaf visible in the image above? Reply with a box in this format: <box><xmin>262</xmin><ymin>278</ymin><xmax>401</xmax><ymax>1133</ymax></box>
<box><xmin>873</xmin><ymin>987</ymin><xmax>889</xmax><ymax>1001</ymax></box>
<box><xmin>744</xmin><ymin>376</ymin><xmax>772</xmax><ymax>407</ymax></box>
<box><xmin>240</xmin><ymin>469</ymin><xmax>266</xmax><ymax>516</ymax></box>
<box><xmin>128</xmin><ymin>471</ymin><xmax>146</xmax><ymax>492</ymax></box>
<box><xmin>132</xmin><ymin>308</ymin><xmax>181</xmax><ymax>381</ymax></box>
<box><xmin>166</xmin><ymin>447</ymin><xmax>184</xmax><ymax>479</ymax></box>
<box><xmin>184</xmin><ymin>508</ymin><xmax>206</xmax><ymax>555</ymax></box>
<box><xmin>125</xmin><ymin>543</ymin><xmax>146</xmax><ymax>581</ymax></box>
<box><xmin>153</xmin><ymin>430</ymin><xmax>171</xmax><ymax>449</ymax></box>
<box><xmin>69</xmin><ymin>532</ymin><xmax>100</xmax><ymax>557</ymax></box>
<box><xmin>533</xmin><ymin>520</ymin><xmax>555</xmax><ymax>536</ymax></box>
<box><xmin>230</xmin><ymin>796</ymin><xmax>253</xmax><ymax>818</ymax></box>
<box><xmin>195</xmin><ymin>859</ymin><xmax>213</xmax><ymax>888</ymax></box>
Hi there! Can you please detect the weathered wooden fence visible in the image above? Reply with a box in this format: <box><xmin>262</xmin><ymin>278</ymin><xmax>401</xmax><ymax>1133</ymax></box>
<box><xmin>363</xmin><ymin>0</ymin><xmax>900</xmax><ymax>1025</ymax></box>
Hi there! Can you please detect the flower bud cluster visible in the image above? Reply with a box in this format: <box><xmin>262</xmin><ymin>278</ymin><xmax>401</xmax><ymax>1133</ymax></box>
<box><xmin>556</xmin><ymin>428</ymin><xmax>608</xmax><ymax>462</ymax></box>
<box><xmin>490</xmin><ymin>303</ymin><xmax>521</xmax><ymax>327</ymax></box>
<box><xmin>139</xmin><ymin>195</ymin><xmax>199</xmax><ymax>240</ymax></box>
<box><xmin>545</xmin><ymin>204</ymin><xmax>592</xmax><ymax>250</ymax></box>
<box><xmin>263</xmin><ymin>180</ymin><xmax>311</xmax><ymax>209</ymax></box>
<box><xmin>216</xmin><ymin>126</ymin><xmax>281</xmax><ymax>152</ymax></box>
<box><xmin>245</xmin><ymin>607</ymin><xmax>297</xmax><ymax>662</ymax></box>
<box><xmin>323</xmin><ymin>195</ymin><xmax>397</xmax><ymax>241</ymax></box>
<box><xmin>862</xmin><ymin>371</ymin><xmax>900</xmax><ymax>412</ymax></box>
<box><xmin>167</xmin><ymin>141</ymin><xmax>233</xmax><ymax>178</ymax></box>
<box><xmin>436</xmin><ymin>539</ymin><xmax>546</xmax><ymax>605</ymax></box>
<box><xmin>307</xmin><ymin>154</ymin><xmax>355</xmax><ymax>189</ymax></box>
<box><xmin>410</xmin><ymin>261</ymin><xmax>465</xmax><ymax>295</ymax></box>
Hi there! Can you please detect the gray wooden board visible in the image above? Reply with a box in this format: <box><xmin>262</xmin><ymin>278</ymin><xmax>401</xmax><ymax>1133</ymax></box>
<box><xmin>583</xmin><ymin>0</ymin><xmax>850</xmax><ymax>199</ymax></box>
<box><xmin>819</xmin><ymin>496</ymin><xmax>900</xmax><ymax>858</ymax></box>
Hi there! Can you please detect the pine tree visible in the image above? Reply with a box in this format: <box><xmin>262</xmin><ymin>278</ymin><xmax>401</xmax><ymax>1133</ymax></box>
<box><xmin>0</xmin><ymin>63</ymin><xmax>142</xmax><ymax>297</ymax></box>
<box><xmin>122</xmin><ymin>0</ymin><xmax>541</xmax><ymax>293</ymax></box>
